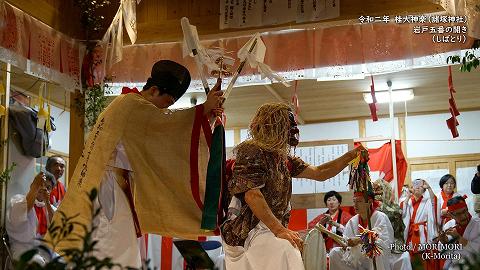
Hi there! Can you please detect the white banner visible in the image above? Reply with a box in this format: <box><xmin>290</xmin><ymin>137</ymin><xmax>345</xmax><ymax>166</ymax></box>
<box><xmin>292</xmin><ymin>144</ymin><xmax>350</xmax><ymax>194</ymax></box>
<box><xmin>220</xmin><ymin>0</ymin><xmax>340</xmax><ymax>29</ymax></box>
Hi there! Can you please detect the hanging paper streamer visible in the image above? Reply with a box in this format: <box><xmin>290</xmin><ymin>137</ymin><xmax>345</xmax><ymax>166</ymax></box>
<box><xmin>45</xmin><ymin>85</ymin><xmax>52</xmax><ymax>133</ymax></box>
<box><xmin>181</xmin><ymin>21</ymin><xmax>224</xmax><ymax>74</ymax></box>
<box><xmin>368</xmin><ymin>75</ymin><xmax>378</xmax><ymax>122</ymax></box>
<box><xmin>181</xmin><ymin>17</ymin><xmax>214</xmax><ymax>93</ymax></box>
<box><xmin>37</xmin><ymin>83</ymin><xmax>48</xmax><ymax>130</ymax></box>
<box><xmin>99</xmin><ymin>0</ymin><xmax>139</xmax><ymax>70</ymax></box>
<box><xmin>358</xmin><ymin>225</ymin><xmax>383</xmax><ymax>258</ymax></box>
<box><xmin>446</xmin><ymin>66</ymin><xmax>460</xmax><ymax>138</ymax></box>
<box><xmin>223</xmin><ymin>34</ymin><xmax>259</xmax><ymax>100</ymax></box>
<box><xmin>238</xmin><ymin>33</ymin><xmax>290</xmax><ymax>88</ymax></box>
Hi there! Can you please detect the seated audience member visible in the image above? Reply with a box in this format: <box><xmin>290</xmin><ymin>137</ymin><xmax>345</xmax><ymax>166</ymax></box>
<box><xmin>439</xmin><ymin>195</ymin><xmax>480</xmax><ymax>269</ymax></box>
<box><xmin>46</xmin><ymin>156</ymin><xmax>66</xmax><ymax>207</ymax></box>
<box><xmin>308</xmin><ymin>190</ymin><xmax>352</xmax><ymax>252</ymax></box>
<box><xmin>329</xmin><ymin>190</ymin><xmax>394</xmax><ymax>270</ymax></box>
<box><xmin>6</xmin><ymin>172</ymin><xmax>56</xmax><ymax>265</ymax></box>
<box><xmin>435</xmin><ymin>174</ymin><xmax>460</xmax><ymax>229</ymax></box>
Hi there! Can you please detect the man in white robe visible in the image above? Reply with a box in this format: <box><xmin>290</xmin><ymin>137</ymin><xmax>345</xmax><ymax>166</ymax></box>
<box><xmin>85</xmin><ymin>60</ymin><xmax>224</xmax><ymax>268</ymax></box>
<box><xmin>439</xmin><ymin>195</ymin><xmax>480</xmax><ymax>270</ymax></box>
<box><xmin>329</xmin><ymin>191</ymin><xmax>394</xmax><ymax>270</ymax></box>
<box><xmin>6</xmin><ymin>172</ymin><xmax>56</xmax><ymax>265</ymax></box>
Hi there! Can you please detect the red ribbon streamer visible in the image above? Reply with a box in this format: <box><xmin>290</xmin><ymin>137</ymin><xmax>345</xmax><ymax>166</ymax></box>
<box><xmin>369</xmin><ymin>75</ymin><xmax>378</xmax><ymax>121</ymax></box>
<box><xmin>446</xmin><ymin>66</ymin><xmax>460</xmax><ymax>138</ymax></box>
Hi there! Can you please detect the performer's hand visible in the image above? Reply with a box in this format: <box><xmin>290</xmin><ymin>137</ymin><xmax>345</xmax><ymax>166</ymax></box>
<box><xmin>441</xmin><ymin>208</ymin><xmax>449</xmax><ymax>217</ymax></box>
<box><xmin>422</xmin><ymin>180</ymin><xmax>431</xmax><ymax>190</ymax></box>
<box><xmin>347</xmin><ymin>237</ymin><xmax>362</xmax><ymax>247</ymax></box>
<box><xmin>211</xmin><ymin>77</ymin><xmax>222</xmax><ymax>92</ymax></box>
<box><xmin>445</xmin><ymin>228</ymin><xmax>460</xmax><ymax>238</ymax></box>
<box><xmin>320</xmin><ymin>215</ymin><xmax>331</xmax><ymax>225</ymax></box>
<box><xmin>437</xmin><ymin>232</ymin><xmax>449</xmax><ymax>244</ymax></box>
<box><xmin>211</xmin><ymin>108</ymin><xmax>224</xmax><ymax>117</ymax></box>
<box><xmin>352</xmin><ymin>144</ymin><xmax>368</xmax><ymax>160</ymax></box>
<box><xmin>203</xmin><ymin>78</ymin><xmax>224</xmax><ymax>117</ymax></box>
<box><xmin>275</xmin><ymin>228</ymin><xmax>304</xmax><ymax>251</ymax></box>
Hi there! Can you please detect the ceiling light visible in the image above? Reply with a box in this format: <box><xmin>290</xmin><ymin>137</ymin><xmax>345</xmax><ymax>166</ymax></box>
<box><xmin>363</xmin><ymin>89</ymin><xmax>414</xmax><ymax>104</ymax></box>
<box><xmin>316</xmin><ymin>74</ymin><xmax>365</xmax><ymax>81</ymax></box>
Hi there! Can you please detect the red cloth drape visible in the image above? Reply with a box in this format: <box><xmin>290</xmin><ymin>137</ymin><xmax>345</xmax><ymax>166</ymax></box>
<box><xmin>358</xmin><ymin>140</ymin><xmax>408</xmax><ymax>197</ymax></box>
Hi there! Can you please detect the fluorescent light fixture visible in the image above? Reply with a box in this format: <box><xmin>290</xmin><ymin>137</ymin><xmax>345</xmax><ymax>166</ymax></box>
<box><xmin>317</xmin><ymin>74</ymin><xmax>365</xmax><ymax>81</ymax></box>
<box><xmin>363</xmin><ymin>89</ymin><xmax>414</xmax><ymax>104</ymax></box>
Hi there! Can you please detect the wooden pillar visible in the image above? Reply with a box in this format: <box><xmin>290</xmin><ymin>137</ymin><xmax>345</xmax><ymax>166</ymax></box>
<box><xmin>358</xmin><ymin>119</ymin><xmax>366</xmax><ymax>138</ymax></box>
<box><xmin>233</xmin><ymin>128</ymin><xmax>241</xmax><ymax>145</ymax></box>
<box><xmin>0</xmin><ymin>63</ymin><xmax>11</xmax><ymax>226</ymax></box>
<box><xmin>68</xmin><ymin>90</ymin><xmax>84</xmax><ymax>182</ymax></box>
<box><xmin>449</xmin><ymin>160</ymin><xmax>456</xmax><ymax>178</ymax></box>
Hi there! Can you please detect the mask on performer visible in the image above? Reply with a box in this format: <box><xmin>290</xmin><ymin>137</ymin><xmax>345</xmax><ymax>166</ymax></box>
<box><xmin>288</xmin><ymin>112</ymin><xmax>299</xmax><ymax>147</ymax></box>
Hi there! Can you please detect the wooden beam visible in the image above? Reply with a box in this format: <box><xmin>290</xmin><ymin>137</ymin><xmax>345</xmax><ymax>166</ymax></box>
<box><xmin>68</xmin><ymin>90</ymin><xmax>84</xmax><ymax>182</ymax></box>
<box><xmin>263</xmin><ymin>84</ymin><xmax>306</xmax><ymax>125</ymax></box>
<box><xmin>10</xmin><ymin>84</ymin><xmax>70</xmax><ymax>112</ymax></box>
<box><xmin>0</xmin><ymin>63</ymin><xmax>11</xmax><ymax>226</ymax></box>
<box><xmin>409</xmin><ymin>154</ymin><xmax>480</xmax><ymax>165</ymax></box>
<box><xmin>408</xmin><ymin>153</ymin><xmax>480</xmax><ymax>182</ymax></box>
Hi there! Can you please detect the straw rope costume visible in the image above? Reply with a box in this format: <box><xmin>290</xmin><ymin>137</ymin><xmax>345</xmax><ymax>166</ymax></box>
<box><xmin>221</xmin><ymin>102</ymin><xmax>362</xmax><ymax>270</ymax></box>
